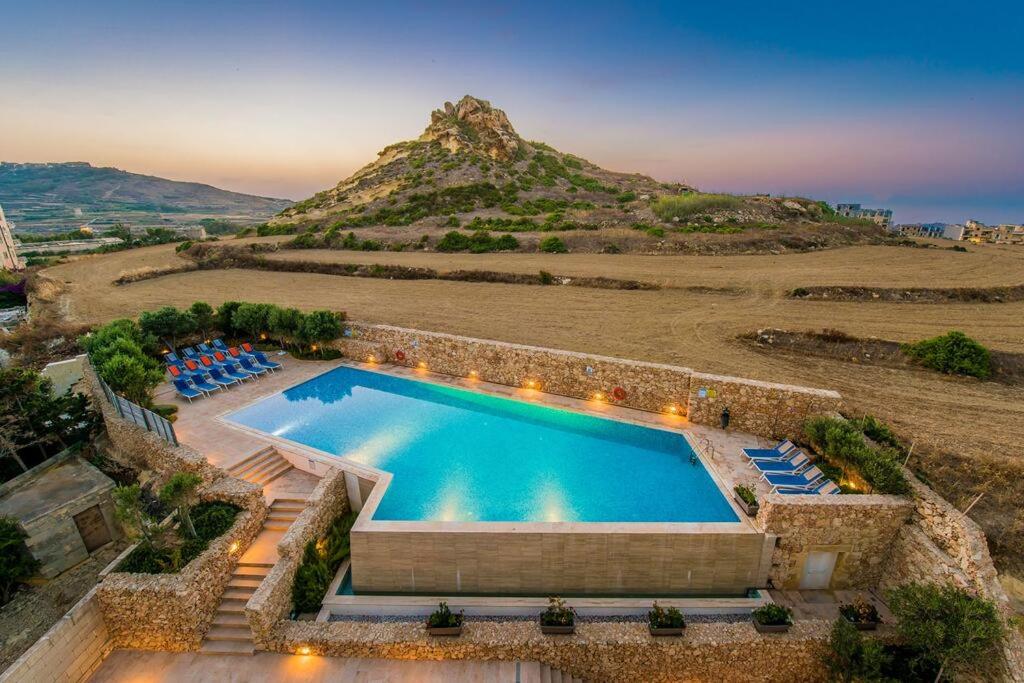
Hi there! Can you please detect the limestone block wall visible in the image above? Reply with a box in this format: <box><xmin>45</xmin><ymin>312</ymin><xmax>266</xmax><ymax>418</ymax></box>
<box><xmin>333</xmin><ymin>323</ymin><xmax>842</xmax><ymax>440</ymax></box>
<box><xmin>756</xmin><ymin>494</ymin><xmax>913</xmax><ymax>590</ymax></box>
<box><xmin>20</xmin><ymin>484</ymin><xmax>118</xmax><ymax>578</ymax></box>
<box><xmin>687</xmin><ymin>371</ymin><xmax>842</xmax><ymax>440</ymax></box>
<box><xmin>94</xmin><ymin>482</ymin><xmax>266</xmax><ymax>652</ymax></box>
<box><xmin>0</xmin><ymin>587</ymin><xmax>111</xmax><ymax>683</ymax></box>
<box><xmin>247</xmin><ymin>467</ymin><xmax>350</xmax><ymax>649</ymax></box>
<box><xmin>263</xmin><ymin>617</ymin><xmax>857</xmax><ymax>683</ymax></box>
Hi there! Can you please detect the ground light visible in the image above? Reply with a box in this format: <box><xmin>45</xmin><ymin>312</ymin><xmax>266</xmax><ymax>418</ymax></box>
<box><xmin>468</xmin><ymin>369</ymin><xmax>479</xmax><ymax>379</ymax></box>
<box><xmin>296</xmin><ymin>646</ymin><xmax>312</xmax><ymax>656</ymax></box>
<box><xmin>228</xmin><ymin>541</ymin><xmax>240</xmax><ymax>554</ymax></box>
<box><xmin>366</xmin><ymin>354</ymin><xmax>377</xmax><ymax>363</ymax></box>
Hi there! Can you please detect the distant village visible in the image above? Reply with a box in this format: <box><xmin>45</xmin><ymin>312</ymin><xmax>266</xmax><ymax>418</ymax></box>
<box><xmin>830</xmin><ymin>202</ymin><xmax>1023</xmax><ymax>245</ymax></box>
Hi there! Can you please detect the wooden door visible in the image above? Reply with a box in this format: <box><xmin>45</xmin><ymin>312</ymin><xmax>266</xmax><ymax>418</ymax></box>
<box><xmin>73</xmin><ymin>505</ymin><xmax>112</xmax><ymax>552</ymax></box>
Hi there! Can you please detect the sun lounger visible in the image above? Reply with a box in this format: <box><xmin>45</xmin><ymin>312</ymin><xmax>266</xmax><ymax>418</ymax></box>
<box><xmin>237</xmin><ymin>357</ymin><xmax>267</xmax><ymax>376</ymax></box>
<box><xmin>164</xmin><ymin>351</ymin><xmax>181</xmax><ymax>364</ymax></box>
<box><xmin>212</xmin><ymin>338</ymin><xmax>230</xmax><ymax>352</ymax></box>
<box><xmin>207</xmin><ymin>367</ymin><xmax>237</xmax><ymax>387</ymax></box>
<box><xmin>252</xmin><ymin>351</ymin><xmax>281</xmax><ymax>371</ymax></box>
<box><xmin>774</xmin><ymin>479</ymin><xmax>841</xmax><ymax>495</ymax></box>
<box><xmin>182</xmin><ymin>347</ymin><xmax>201</xmax><ymax>360</ymax></box>
<box><xmin>190</xmin><ymin>374</ymin><xmax>222</xmax><ymax>394</ymax></box>
<box><xmin>742</xmin><ymin>439</ymin><xmax>798</xmax><ymax>460</ymax></box>
<box><xmin>173</xmin><ymin>378</ymin><xmax>204</xmax><ymax>402</ymax></box>
<box><xmin>752</xmin><ymin>452</ymin><xmax>809</xmax><ymax>473</ymax></box>
<box><xmin>221</xmin><ymin>362</ymin><xmax>254</xmax><ymax>382</ymax></box>
<box><xmin>241</xmin><ymin>342</ymin><xmax>257</xmax><ymax>355</ymax></box>
<box><xmin>763</xmin><ymin>466</ymin><xmax>825</xmax><ymax>490</ymax></box>
<box><xmin>197</xmin><ymin>343</ymin><xmax>214</xmax><ymax>354</ymax></box>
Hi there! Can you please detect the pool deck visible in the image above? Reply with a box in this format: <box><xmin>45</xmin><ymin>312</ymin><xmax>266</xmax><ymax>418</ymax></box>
<box><xmin>158</xmin><ymin>354</ymin><xmax>779</xmax><ymax>520</ymax></box>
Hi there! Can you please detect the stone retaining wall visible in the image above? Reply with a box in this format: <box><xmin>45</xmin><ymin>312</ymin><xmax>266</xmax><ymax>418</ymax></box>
<box><xmin>334</xmin><ymin>323</ymin><xmax>841</xmax><ymax>438</ymax></box>
<box><xmin>247</xmin><ymin>467</ymin><xmax>349</xmax><ymax>649</ymax></box>
<box><xmin>756</xmin><ymin>494</ymin><xmax>913</xmax><ymax>590</ymax></box>
<box><xmin>266</xmin><ymin>617</ymin><xmax>860</xmax><ymax>682</ymax></box>
<box><xmin>94</xmin><ymin>478</ymin><xmax>266</xmax><ymax>651</ymax></box>
<box><xmin>0</xmin><ymin>587</ymin><xmax>111</xmax><ymax>683</ymax></box>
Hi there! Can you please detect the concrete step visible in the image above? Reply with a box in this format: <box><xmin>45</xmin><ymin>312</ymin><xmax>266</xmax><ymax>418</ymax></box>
<box><xmin>217</xmin><ymin>602</ymin><xmax>246</xmax><ymax>615</ymax></box>
<box><xmin>540</xmin><ymin>664</ymin><xmax>552</xmax><ymax>683</ymax></box>
<box><xmin>227</xmin><ymin>447</ymin><xmax>276</xmax><ymax>477</ymax></box>
<box><xmin>205</xmin><ymin>625</ymin><xmax>254</xmax><ymax>643</ymax></box>
<box><xmin>212</xmin><ymin>613</ymin><xmax>249</xmax><ymax>628</ymax></box>
<box><xmin>250</xmin><ymin>460</ymin><xmax>292</xmax><ymax>485</ymax></box>
<box><xmin>270</xmin><ymin>501</ymin><xmax>306</xmax><ymax>513</ymax></box>
<box><xmin>233</xmin><ymin>564</ymin><xmax>271</xmax><ymax>580</ymax></box>
<box><xmin>198</xmin><ymin>640</ymin><xmax>254</xmax><ymax>656</ymax></box>
<box><xmin>267</xmin><ymin>511</ymin><xmax>300</xmax><ymax>522</ymax></box>
<box><xmin>519</xmin><ymin>662</ymin><xmax>542</xmax><ymax>683</ymax></box>
<box><xmin>222</xmin><ymin>588</ymin><xmax>256</xmax><ymax>601</ymax></box>
<box><xmin>237</xmin><ymin>561</ymin><xmax>275</xmax><ymax>570</ymax></box>
<box><xmin>551</xmin><ymin>667</ymin><xmax>562</xmax><ymax>683</ymax></box>
<box><xmin>227</xmin><ymin>577</ymin><xmax>263</xmax><ymax>590</ymax></box>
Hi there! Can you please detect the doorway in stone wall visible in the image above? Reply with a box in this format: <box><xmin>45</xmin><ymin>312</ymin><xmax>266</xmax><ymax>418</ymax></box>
<box><xmin>73</xmin><ymin>505</ymin><xmax>112</xmax><ymax>552</ymax></box>
<box><xmin>799</xmin><ymin>550</ymin><xmax>838</xmax><ymax>589</ymax></box>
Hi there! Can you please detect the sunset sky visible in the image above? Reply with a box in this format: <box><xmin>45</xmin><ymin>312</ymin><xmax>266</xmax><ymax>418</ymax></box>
<box><xmin>3</xmin><ymin>1</ymin><xmax>1022</xmax><ymax>224</ymax></box>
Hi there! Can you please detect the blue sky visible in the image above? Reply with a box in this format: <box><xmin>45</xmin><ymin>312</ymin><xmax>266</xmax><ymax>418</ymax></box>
<box><xmin>2</xmin><ymin>0</ymin><xmax>1022</xmax><ymax>223</ymax></box>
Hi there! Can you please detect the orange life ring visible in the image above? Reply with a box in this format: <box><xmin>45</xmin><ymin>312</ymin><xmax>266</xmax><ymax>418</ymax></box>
<box><xmin>395</xmin><ymin>350</ymin><xmax>406</xmax><ymax>362</ymax></box>
<box><xmin>612</xmin><ymin>386</ymin><xmax>627</xmax><ymax>401</ymax></box>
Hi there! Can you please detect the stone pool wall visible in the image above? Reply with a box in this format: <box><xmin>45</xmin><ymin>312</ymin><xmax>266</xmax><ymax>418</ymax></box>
<box><xmin>333</xmin><ymin>322</ymin><xmax>841</xmax><ymax>439</ymax></box>
<box><xmin>94</xmin><ymin>477</ymin><xmax>266</xmax><ymax>651</ymax></box>
<box><xmin>756</xmin><ymin>493</ymin><xmax>913</xmax><ymax>590</ymax></box>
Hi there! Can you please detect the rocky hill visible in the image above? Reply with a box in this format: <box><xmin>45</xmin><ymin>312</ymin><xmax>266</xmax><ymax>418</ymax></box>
<box><xmin>276</xmin><ymin>95</ymin><xmax>876</xmax><ymax>250</ymax></box>
<box><xmin>0</xmin><ymin>162</ymin><xmax>292</xmax><ymax>233</ymax></box>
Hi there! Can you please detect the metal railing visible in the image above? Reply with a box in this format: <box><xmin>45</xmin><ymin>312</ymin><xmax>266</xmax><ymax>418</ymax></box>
<box><xmin>97</xmin><ymin>376</ymin><xmax>178</xmax><ymax>446</ymax></box>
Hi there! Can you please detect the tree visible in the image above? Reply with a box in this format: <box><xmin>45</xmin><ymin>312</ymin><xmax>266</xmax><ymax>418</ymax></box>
<box><xmin>99</xmin><ymin>353</ymin><xmax>163</xmax><ymax>406</ymax></box>
<box><xmin>139</xmin><ymin>306</ymin><xmax>197</xmax><ymax>352</ymax></box>
<box><xmin>268</xmin><ymin>306</ymin><xmax>304</xmax><ymax>349</ymax></box>
<box><xmin>299</xmin><ymin>310</ymin><xmax>343</xmax><ymax>356</ymax></box>
<box><xmin>821</xmin><ymin>617</ymin><xmax>889</xmax><ymax>682</ymax></box>
<box><xmin>903</xmin><ymin>331</ymin><xmax>992</xmax><ymax>379</ymax></box>
<box><xmin>112</xmin><ymin>484</ymin><xmax>158</xmax><ymax>545</ymax></box>
<box><xmin>216</xmin><ymin>301</ymin><xmax>243</xmax><ymax>336</ymax></box>
<box><xmin>232</xmin><ymin>303</ymin><xmax>274</xmax><ymax>341</ymax></box>
<box><xmin>188</xmin><ymin>301</ymin><xmax>215</xmax><ymax>340</ymax></box>
<box><xmin>159</xmin><ymin>472</ymin><xmax>203</xmax><ymax>539</ymax></box>
<box><xmin>887</xmin><ymin>582</ymin><xmax>1005</xmax><ymax>681</ymax></box>
<box><xmin>0</xmin><ymin>517</ymin><xmax>40</xmax><ymax>605</ymax></box>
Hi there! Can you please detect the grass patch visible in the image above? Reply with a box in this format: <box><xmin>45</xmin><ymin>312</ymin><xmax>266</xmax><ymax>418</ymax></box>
<box><xmin>653</xmin><ymin>193</ymin><xmax>743</xmax><ymax>221</ymax></box>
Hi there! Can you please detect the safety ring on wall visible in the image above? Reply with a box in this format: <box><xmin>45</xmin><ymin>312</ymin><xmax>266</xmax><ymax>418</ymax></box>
<box><xmin>395</xmin><ymin>350</ymin><xmax>406</xmax><ymax>362</ymax></box>
<box><xmin>612</xmin><ymin>386</ymin><xmax>627</xmax><ymax>401</ymax></box>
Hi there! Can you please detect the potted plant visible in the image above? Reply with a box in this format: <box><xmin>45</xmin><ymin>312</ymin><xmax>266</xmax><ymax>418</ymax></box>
<box><xmin>539</xmin><ymin>596</ymin><xmax>576</xmax><ymax>635</ymax></box>
<box><xmin>647</xmin><ymin>601</ymin><xmax>686</xmax><ymax>636</ymax></box>
<box><xmin>752</xmin><ymin>604</ymin><xmax>793</xmax><ymax>634</ymax></box>
<box><xmin>425</xmin><ymin>601</ymin><xmax>464</xmax><ymax>636</ymax></box>
<box><xmin>733</xmin><ymin>484</ymin><xmax>759</xmax><ymax>516</ymax></box>
<box><xmin>839</xmin><ymin>597</ymin><xmax>881</xmax><ymax>631</ymax></box>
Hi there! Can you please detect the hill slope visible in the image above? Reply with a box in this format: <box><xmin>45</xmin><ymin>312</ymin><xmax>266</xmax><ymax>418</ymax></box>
<box><xmin>276</xmin><ymin>95</ymin><xmax>878</xmax><ymax>250</ymax></box>
<box><xmin>0</xmin><ymin>162</ymin><xmax>292</xmax><ymax>232</ymax></box>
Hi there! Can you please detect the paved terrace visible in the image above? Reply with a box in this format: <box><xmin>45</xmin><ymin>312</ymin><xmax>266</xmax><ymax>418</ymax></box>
<box><xmin>158</xmin><ymin>354</ymin><xmax>781</xmax><ymax>510</ymax></box>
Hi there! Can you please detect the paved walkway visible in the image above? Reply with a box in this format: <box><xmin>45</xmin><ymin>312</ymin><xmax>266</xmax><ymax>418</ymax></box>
<box><xmin>89</xmin><ymin>650</ymin><xmax>555</xmax><ymax>682</ymax></box>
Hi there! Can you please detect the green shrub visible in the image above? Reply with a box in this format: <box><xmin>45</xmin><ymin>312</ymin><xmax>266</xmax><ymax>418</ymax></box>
<box><xmin>646</xmin><ymin>226</ymin><xmax>665</xmax><ymax>238</ymax></box>
<box><xmin>652</xmin><ymin>193</ymin><xmax>742</xmax><ymax>221</ymax></box>
<box><xmin>752</xmin><ymin>604</ymin><xmax>792</xmax><ymax>626</ymax></box>
<box><xmin>427</xmin><ymin>601</ymin><xmax>463</xmax><ymax>628</ymax></box>
<box><xmin>538</xmin><ymin>270</ymin><xmax>554</xmax><ymax>285</ymax></box>
<box><xmin>616</xmin><ymin>191</ymin><xmax>637</xmax><ymax>203</ymax></box>
<box><xmin>290</xmin><ymin>512</ymin><xmax>356</xmax><ymax>614</ymax></box>
<box><xmin>0</xmin><ymin>517</ymin><xmax>40</xmax><ymax>605</ymax></box>
<box><xmin>539</xmin><ymin>236</ymin><xmax>567</xmax><ymax>253</ymax></box>
<box><xmin>903</xmin><ymin>330</ymin><xmax>992</xmax><ymax>378</ymax></box>
<box><xmin>821</xmin><ymin>617</ymin><xmax>889</xmax><ymax>682</ymax></box>
<box><xmin>803</xmin><ymin>416</ymin><xmax>909</xmax><ymax>495</ymax></box>
<box><xmin>436</xmin><ymin>231</ymin><xmax>518</xmax><ymax>253</ymax></box>
<box><xmin>299</xmin><ymin>310</ymin><xmax>344</xmax><ymax>355</ymax></box>
<box><xmin>647</xmin><ymin>601</ymin><xmax>685</xmax><ymax>629</ymax></box>
<box><xmin>886</xmin><ymin>583</ymin><xmax>1004</xmax><ymax>681</ymax></box>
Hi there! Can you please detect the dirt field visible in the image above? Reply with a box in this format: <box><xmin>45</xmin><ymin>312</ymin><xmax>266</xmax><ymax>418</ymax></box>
<box><xmin>39</xmin><ymin>239</ymin><xmax>1024</xmax><ymax>577</ymax></box>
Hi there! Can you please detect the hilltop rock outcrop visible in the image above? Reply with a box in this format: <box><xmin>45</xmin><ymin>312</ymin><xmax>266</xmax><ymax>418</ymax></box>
<box><xmin>421</xmin><ymin>95</ymin><xmax>522</xmax><ymax>161</ymax></box>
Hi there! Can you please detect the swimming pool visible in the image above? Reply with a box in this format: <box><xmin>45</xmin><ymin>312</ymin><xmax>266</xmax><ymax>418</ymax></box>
<box><xmin>226</xmin><ymin>366</ymin><xmax>738</xmax><ymax>524</ymax></box>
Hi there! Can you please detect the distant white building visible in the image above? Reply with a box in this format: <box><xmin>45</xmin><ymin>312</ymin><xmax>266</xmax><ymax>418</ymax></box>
<box><xmin>836</xmin><ymin>203</ymin><xmax>893</xmax><ymax>229</ymax></box>
<box><xmin>0</xmin><ymin>204</ymin><xmax>26</xmax><ymax>271</ymax></box>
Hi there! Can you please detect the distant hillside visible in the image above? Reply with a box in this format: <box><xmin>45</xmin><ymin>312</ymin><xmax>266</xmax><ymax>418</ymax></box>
<box><xmin>276</xmin><ymin>95</ymin><xmax>871</xmax><ymax>244</ymax></box>
<box><xmin>0</xmin><ymin>162</ymin><xmax>292</xmax><ymax>233</ymax></box>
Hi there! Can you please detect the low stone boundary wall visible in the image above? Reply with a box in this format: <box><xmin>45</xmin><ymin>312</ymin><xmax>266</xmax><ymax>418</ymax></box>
<box><xmin>334</xmin><ymin>323</ymin><xmax>841</xmax><ymax>440</ymax></box>
<box><xmin>757</xmin><ymin>494</ymin><xmax>913</xmax><ymax>590</ymax></box>
<box><xmin>247</xmin><ymin>467</ymin><xmax>350</xmax><ymax>649</ymax></box>
<box><xmin>94</xmin><ymin>478</ymin><xmax>266</xmax><ymax>651</ymax></box>
<box><xmin>265</xmin><ymin>617</ymin><xmax>859</xmax><ymax>682</ymax></box>
<box><xmin>0</xmin><ymin>587</ymin><xmax>111</xmax><ymax>683</ymax></box>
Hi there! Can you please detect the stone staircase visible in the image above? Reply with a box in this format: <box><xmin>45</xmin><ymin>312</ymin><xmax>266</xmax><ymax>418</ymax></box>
<box><xmin>226</xmin><ymin>446</ymin><xmax>293</xmax><ymax>486</ymax></box>
<box><xmin>199</xmin><ymin>498</ymin><xmax>306</xmax><ymax>656</ymax></box>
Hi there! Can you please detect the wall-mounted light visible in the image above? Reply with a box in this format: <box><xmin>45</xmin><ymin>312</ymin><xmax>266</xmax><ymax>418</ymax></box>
<box><xmin>367</xmin><ymin>355</ymin><xmax>377</xmax><ymax>363</ymax></box>
<box><xmin>296</xmin><ymin>646</ymin><xmax>311</xmax><ymax>656</ymax></box>
<box><xmin>228</xmin><ymin>541</ymin><xmax>240</xmax><ymax>554</ymax></box>
<box><xmin>468</xmin><ymin>370</ymin><xmax>479</xmax><ymax>379</ymax></box>
<box><xmin>418</xmin><ymin>361</ymin><xmax>427</xmax><ymax>370</ymax></box>
<box><xmin>592</xmin><ymin>392</ymin><xmax>606</xmax><ymax>402</ymax></box>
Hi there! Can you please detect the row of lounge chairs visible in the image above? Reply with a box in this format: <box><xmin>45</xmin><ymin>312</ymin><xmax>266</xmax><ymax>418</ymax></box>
<box><xmin>165</xmin><ymin>339</ymin><xmax>282</xmax><ymax>402</ymax></box>
<box><xmin>741</xmin><ymin>440</ymin><xmax>840</xmax><ymax>495</ymax></box>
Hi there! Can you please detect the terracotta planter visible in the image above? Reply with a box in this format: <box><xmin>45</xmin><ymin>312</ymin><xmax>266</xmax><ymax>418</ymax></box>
<box><xmin>426</xmin><ymin>625</ymin><xmax>463</xmax><ymax>636</ymax></box>
<box><xmin>752</xmin><ymin>618</ymin><xmax>791</xmax><ymax>634</ymax></box>
<box><xmin>540</xmin><ymin>623</ymin><xmax>575</xmax><ymax>635</ymax></box>
<box><xmin>649</xmin><ymin>625</ymin><xmax>686</xmax><ymax>636</ymax></box>
<box><xmin>733</xmin><ymin>491</ymin><xmax>759</xmax><ymax>516</ymax></box>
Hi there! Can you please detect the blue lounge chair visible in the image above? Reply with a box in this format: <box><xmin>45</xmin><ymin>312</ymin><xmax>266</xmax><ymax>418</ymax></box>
<box><xmin>222</xmin><ymin>362</ymin><xmax>254</xmax><ymax>382</ymax></box>
<box><xmin>197</xmin><ymin>342</ymin><xmax>215</xmax><ymax>354</ymax></box>
<box><xmin>252</xmin><ymin>351</ymin><xmax>281</xmax><ymax>371</ymax></box>
<box><xmin>164</xmin><ymin>351</ymin><xmax>182</xmax><ymax>364</ymax></box>
<box><xmin>777</xmin><ymin>480</ymin><xmax>841</xmax><ymax>495</ymax></box>
<box><xmin>742</xmin><ymin>439</ymin><xmax>798</xmax><ymax>460</ymax></box>
<box><xmin>213</xmin><ymin>338</ymin><xmax>230</xmax><ymax>352</ymax></box>
<box><xmin>752</xmin><ymin>452</ymin><xmax>810</xmax><ymax>473</ymax></box>
<box><xmin>747</xmin><ymin>446</ymin><xmax>805</xmax><ymax>465</ymax></box>
<box><xmin>190</xmin><ymin>373</ymin><xmax>222</xmax><ymax>395</ymax></box>
<box><xmin>182</xmin><ymin>347</ymin><xmax>201</xmax><ymax>360</ymax></box>
<box><xmin>238</xmin><ymin>357</ymin><xmax>267</xmax><ymax>376</ymax></box>
<box><xmin>208</xmin><ymin>367</ymin><xmax>238</xmax><ymax>387</ymax></box>
<box><xmin>173</xmin><ymin>378</ymin><xmax>204</xmax><ymax>402</ymax></box>
<box><xmin>764</xmin><ymin>466</ymin><xmax>825</xmax><ymax>490</ymax></box>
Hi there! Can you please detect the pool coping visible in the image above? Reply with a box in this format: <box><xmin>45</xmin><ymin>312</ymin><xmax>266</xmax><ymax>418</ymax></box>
<box><xmin>213</xmin><ymin>359</ymin><xmax>757</xmax><ymax>534</ymax></box>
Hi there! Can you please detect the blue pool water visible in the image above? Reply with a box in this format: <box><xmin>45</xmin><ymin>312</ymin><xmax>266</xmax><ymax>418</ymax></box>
<box><xmin>227</xmin><ymin>367</ymin><xmax>738</xmax><ymax>523</ymax></box>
